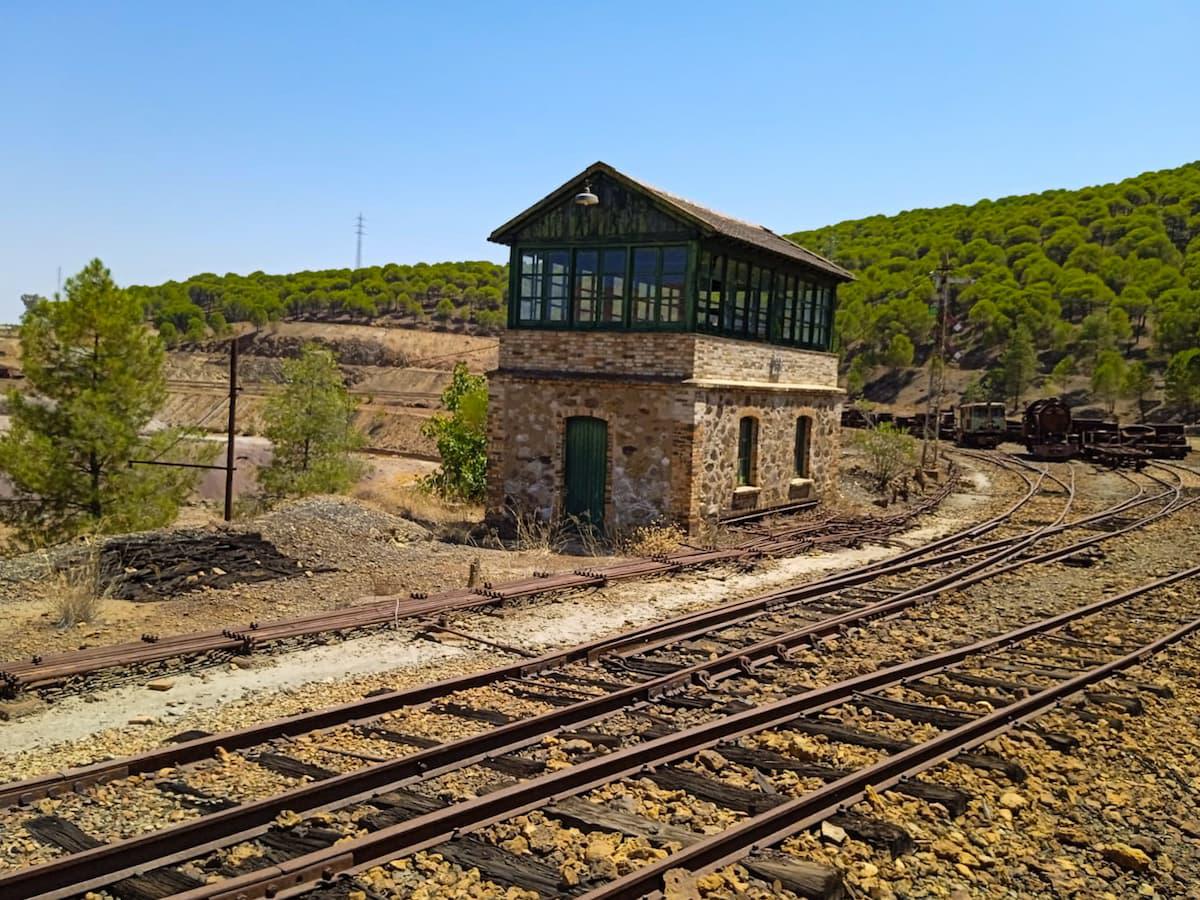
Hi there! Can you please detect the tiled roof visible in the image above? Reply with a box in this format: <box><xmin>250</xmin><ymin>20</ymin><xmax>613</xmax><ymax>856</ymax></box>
<box><xmin>489</xmin><ymin>162</ymin><xmax>853</xmax><ymax>282</ymax></box>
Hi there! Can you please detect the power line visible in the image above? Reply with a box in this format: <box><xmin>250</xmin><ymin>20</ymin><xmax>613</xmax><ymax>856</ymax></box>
<box><xmin>355</xmin><ymin>213</ymin><xmax>366</xmax><ymax>269</ymax></box>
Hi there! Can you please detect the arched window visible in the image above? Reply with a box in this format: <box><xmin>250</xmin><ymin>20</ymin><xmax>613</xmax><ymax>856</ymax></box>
<box><xmin>794</xmin><ymin>416</ymin><xmax>812</xmax><ymax>477</ymax></box>
<box><xmin>737</xmin><ymin>416</ymin><xmax>759</xmax><ymax>486</ymax></box>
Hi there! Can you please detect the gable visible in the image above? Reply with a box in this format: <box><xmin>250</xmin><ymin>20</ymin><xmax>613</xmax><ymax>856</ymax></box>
<box><xmin>506</xmin><ymin>171</ymin><xmax>698</xmax><ymax>243</ymax></box>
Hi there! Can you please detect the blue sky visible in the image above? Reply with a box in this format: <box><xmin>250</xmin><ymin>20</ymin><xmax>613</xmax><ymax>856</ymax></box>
<box><xmin>2</xmin><ymin>1</ymin><xmax>1198</xmax><ymax>321</ymax></box>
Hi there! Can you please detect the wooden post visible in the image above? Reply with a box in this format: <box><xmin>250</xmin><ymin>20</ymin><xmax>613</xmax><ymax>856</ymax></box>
<box><xmin>224</xmin><ymin>338</ymin><xmax>238</xmax><ymax>522</ymax></box>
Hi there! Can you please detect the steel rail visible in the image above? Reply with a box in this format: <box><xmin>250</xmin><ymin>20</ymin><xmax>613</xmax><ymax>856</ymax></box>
<box><xmin>0</xmin><ymin>487</ymin><xmax>954</xmax><ymax>693</ymax></box>
<box><xmin>0</xmin><ymin>456</ymin><xmax>1144</xmax><ymax>821</ymax></box>
<box><xmin>0</xmin><ymin>472</ymin><xmax>1001</xmax><ymax>809</ymax></box>
<box><xmin>165</xmin><ymin>565</ymin><xmax>1200</xmax><ymax>900</ymax></box>
<box><xmin>2</xmin><ymin>474</ymin><xmax>1182</xmax><ymax>900</ymax></box>
<box><xmin>578</xmin><ymin>575</ymin><xmax>1200</xmax><ymax>898</ymax></box>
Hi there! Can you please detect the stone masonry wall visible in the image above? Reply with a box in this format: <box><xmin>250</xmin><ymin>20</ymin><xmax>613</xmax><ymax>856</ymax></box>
<box><xmin>691</xmin><ymin>389</ymin><xmax>841</xmax><ymax>524</ymax></box>
<box><xmin>499</xmin><ymin>330</ymin><xmax>839</xmax><ymax>387</ymax></box>
<box><xmin>489</xmin><ymin>331</ymin><xmax>843</xmax><ymax>535</ymax></box>
<box><xmin>498</xmin><ymin>331</ymin><xmax>696</xmax><ymax>380</ymax></box>
<box><xmin>690</xmin><ymin>334</ymin><xmax>839</xmax><ymax>387</ymax></box>
<box><xmin>487</xmin><ymin>374</ymin><xmax>695</xmax><ymax>531</ymax></box>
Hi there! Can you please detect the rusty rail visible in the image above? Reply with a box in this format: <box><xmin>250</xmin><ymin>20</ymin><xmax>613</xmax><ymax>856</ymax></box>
<box><xmin>2</xmin><ymin>470</ymin><xmax>1188</xmax><ymax>900</ymax></box>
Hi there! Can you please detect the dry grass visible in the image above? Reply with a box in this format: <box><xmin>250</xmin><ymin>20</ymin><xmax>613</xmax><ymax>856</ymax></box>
<box><xmin>48</xmin><ymin>547</ymin><xmax>107</xmax><ymax>628</ymax></box>
<box><xmin>615</xmin><ymin>522</ymin><xmax>686</xmax><ymax>558</ymax></box>
<box><xmin>354</xmin><ymin>476</ymin><xmax>483</xmax><ymax>529</ymax></box>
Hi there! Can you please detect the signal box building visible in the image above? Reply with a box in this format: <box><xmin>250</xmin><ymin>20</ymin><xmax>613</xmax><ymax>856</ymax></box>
<box><xmin>486</xmin><ymin>162</ymin><xmax>852</xmax><ymax>535</ymax></box>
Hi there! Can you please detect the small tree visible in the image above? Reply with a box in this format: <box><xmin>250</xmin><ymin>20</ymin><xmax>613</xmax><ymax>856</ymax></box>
<box><xmin>1122</xmin><ymin>361</ymin><xmax>1155</xmax><ymax>422</ymax></box>
<box><xmin>434</xmin><ymin>297</ymin><xmax>455</xmax><ymax>321</ymax></box>
<box><xmin>1165</xmin><ymin>349</ymin><xmax>1200</xmax><ymax>420</ymax></box>
<box><xmin>1091</xmin><ymin>349</ymin><xmax>1126</xmax><ymax>414</ymax></box>
<box><xmin>0</xmin><ymin>259</ymin><xmax>203</xmax><ymax>546</ymax></box>
<box><xmin>1000</xmin><ymin>324</ymin><xmax>1037</xmax><ymax>411</ymax></box>
<box><xmin>421</xmin><ymin>363</ymin><xmax>488</xmax><ymax>502</ymax></box>
<box><xmin>854</xmin><ymin>422</ymin><xmax>916</xmax><ymax>493</ymax></box>
<box><xmin>881</xmin><ymin>333</ymin><xmax>915</xmax><ymax>368</ymax></box>
<box><xmin>260</xmin><ymin>345</ymin><xmax>365</xmax><ymax>497</ymax></box>
<box><xmin>1049</xmin><ymin>355</ymin><xmax>1076</xmax><ymax>395</ymax></box>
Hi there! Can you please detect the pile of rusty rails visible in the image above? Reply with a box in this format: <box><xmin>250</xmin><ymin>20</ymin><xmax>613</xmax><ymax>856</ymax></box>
<box><xmin>0</xmin><ymin>468</ymin><xmax>1195</xmax><ymax>900</ymax></box>
<box><xmin>0</xmin><ymin>479</ymin><xmax>959</xmax><ymax>698</ymax></box>
<box><xmin>0</xmin><ymin>462</ymin><xmax>1195</xmax><ymax>900</ymax></box>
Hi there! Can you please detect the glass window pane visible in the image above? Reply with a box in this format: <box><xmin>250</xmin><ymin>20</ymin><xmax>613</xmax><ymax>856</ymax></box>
<box><xmin>662</xmin><ymin>246</ymin><xmax>688</xmax><ymax>273</ymax></box>
<box><xmin>518</xmin><ymin>251</ymin><xmax>544</xmax><ymax>322</ymax></box>
<box><xmin>546</xmin><ymin>250</ymin><xmax>569</xmax><ymax>322</ymax></box>
<box><xmin>727</xmin><ymin>261</ymin><xmax>748</xmax><ymax>334</ymax></box>
<box><xmin>756</xmin><ymin>268</ymin><xmax>771</xmax><ymax>339</ymax></box>
<box><xmin>601</xmin><ymin>249</ymin><xmax>626</xmax><ymax>322</ymax></box>
<box><xmin>708</xmin><ymin>255</ymin><xmax>725</xmax><ymax>331</ymax></box>
<box><xmin>632</xmin><ymin>248</ymin><xmax>658</xmax><ymax>323</ymax></box>
<box><xmin>661</xmin><ymin>268</ymin><xmax>684</xmax><ymax>323</ymax></box>
<box><xmin>574</xmin><ymin>250</ymin><xmax>598</xmax><ymax>323</ymax></box>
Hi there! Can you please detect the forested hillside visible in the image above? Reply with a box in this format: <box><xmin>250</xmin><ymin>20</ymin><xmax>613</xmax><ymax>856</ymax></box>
<box><xmin>127</xmin><ymin>260</ymin><xmax>508</xmax><ymax>343</ymax></box>
<box><xmin>789</xmin><ymin>161</ymin><xmax>1200</xmax><ymax>417</ymax></box>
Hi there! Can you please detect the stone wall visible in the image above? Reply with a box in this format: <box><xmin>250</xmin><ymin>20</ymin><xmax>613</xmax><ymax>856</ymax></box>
<box><xmin>691</xmin><ymin>390</ymin><xmax>840</xmax><ymax>524</ymax></box>
<box><xmin>498</xmin><ymin>330</ymin><xmax>840</xmax><ymax>388</ymax></box>
<box><xmin>690</xmin><ymin>334</ymin><xmax>839</xmax><ymax>387</ymax></box>
<box><xmin>498</xmin><ymin>331</ymin><xmax>695</xmax><ymax>380</ymax></box>
<box><xmin>489</xmin><ymin>330</ymin><xmax>843</xmax><ymax>535</ymax></box>
<box><xmin>487</xmin><ymin>374</ymin><xmax>694</xmax><ymax>531</ymax></box>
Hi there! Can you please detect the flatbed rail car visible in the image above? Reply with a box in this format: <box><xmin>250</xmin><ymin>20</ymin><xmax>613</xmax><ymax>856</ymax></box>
<box><xmin>1079</xmin><ymin>431</ymin><xmax>1150</xmax><ymax>470</ymax></box>
<box><xmin>955</xmin><ymin>402</ymin><xmax>1007</xmax><ymax>449</ymax></box>
<box><xmin>1124</xmin><ymin>423</ymin><xmax>1192</xmax><ymax>459</ymax></box>
<box><xmin>1023</xmin><ymin>397</ymin><xmax>1075</xmax><ymax>459</ymax></box>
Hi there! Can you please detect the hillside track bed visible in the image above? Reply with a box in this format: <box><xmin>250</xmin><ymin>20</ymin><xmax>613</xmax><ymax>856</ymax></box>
<box><xmin>0</xmin><ymin>482</ymin><xmax>962</xmax><ymax>699</ymax></box>
<box><xmin>0</xmin><ymin>458</ymin><xmax>1196</xmax><ymax>897</ymax></box>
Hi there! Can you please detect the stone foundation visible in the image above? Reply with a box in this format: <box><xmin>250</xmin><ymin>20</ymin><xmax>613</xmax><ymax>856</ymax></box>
<box><xmin>487</xmin><ymin>334</ymin><xmax>842</xmax><ymax>535</ymax></box>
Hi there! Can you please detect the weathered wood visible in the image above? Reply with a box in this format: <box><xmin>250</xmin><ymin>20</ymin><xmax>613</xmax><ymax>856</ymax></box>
<box><xmin>254</xmin><ymin>752</ymin><xmax>337</xmax><ymax>781</ymax></box>
<box><xmin>24</xmin><ymin>817</ymin><xmax>204</xmax><ymax>900</ymax></box>
<box><xmin>828</xmin><ymin>813</ymin><xmax>913</xmax><ymax>856</ymax></box>
<box><xmin>786</xmin><ymin>717</ymin><xmax>1024</xmax><ymax>781</ymax></box>
<box><xmin>558</xmin><ymin>730</ymin><xmax>624</xmax><ymax>748</ymax></box>
<box><xmin>25</xmin><ymin>815</ymin><xmax>102</xmax><ymax>852</ymax></box>
<box><xmin>432</xmin><ymin>703</ymin><xmax>516</xmax><ymax>725</ymax></box>
<box><xmin>111</xmin><ymin>868</ymin><xmax>208</xmax><ymax>900</ymax></box>
<box><xmin>643</xmin><ymin>766</ymin><xmax>785</xmax><ymax>815</ymax></box>
<box><xmin>902</xmin><ymin>680</ymin><xmax>1009</xmax><ymax>707</ymax></box>
<box><xmin>718</xmin><ymin>746</ymin><xmax>970</xmax><ymax>816</ymax></box>
<box><xmin>1085</xmin><ymin>692</ymin><xmax>1144</xmax><ymax>715</ymax></box>
<box><xmin>156</xmin><ymin>780</ymin><xmax>238</xmax><ymax>811</ymax></box>
<box><xmin>943</xmin><ymin>672</ymin><xmax>1031</xmax><ymax>696</ymax></box>
<box><xmin>435</xmin><ymin>835</ymin><xmax>577</xmax><ymax>896</ymax></box>
<box><xmin>357</xmin><ymin>726</ymin><xmax>439</xmax><ymax>749</ymax></box>
<box><xmin>546</xmin><ymin>796</ymin><xmax>702</xmax><ymax>847</ymax></box>
<box><xmin>744</xmin><ymin>855</ymin><xmax>844</xmax><ymax>900</ymax></box>
<box><xmin>854</xmin><ymin>693</ymin><xmax>978</xmax><ymax>728</ymax></box>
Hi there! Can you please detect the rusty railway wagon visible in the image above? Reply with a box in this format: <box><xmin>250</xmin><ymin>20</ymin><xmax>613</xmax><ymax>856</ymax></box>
<box><xmin>1023</xmin><ymin>397</ymin><xmax>1075</xmax><ymax>460</ymax></box>
<box><xmin>1122</xmin><ymin>423</ymin><xmax>1192</xmax><ymax>459</ymax></box>
<box><xmin>955</xmin><ymin>402</ymin><xmax>1007</xmax><ymax>449</ymax></box>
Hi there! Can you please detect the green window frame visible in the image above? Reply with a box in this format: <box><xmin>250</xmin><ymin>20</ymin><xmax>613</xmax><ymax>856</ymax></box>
<box><xmin>516</xmin><ymin>248</ymin><xmax>568</xmax><ymax>325</ymax></box>
<box><xmin>737</xmin><ymin>416</ymin><xmax>759</xmax><ymax>486</ymax></box>
<box><xmin>631</xmin><ymin>245</ymin><xmax>688</xmax><ymax>327</ymax></box>
<box><xmin>695</xmin><ymin>250</ymin><xmax>725</xmax><ymax>333</ymax></box>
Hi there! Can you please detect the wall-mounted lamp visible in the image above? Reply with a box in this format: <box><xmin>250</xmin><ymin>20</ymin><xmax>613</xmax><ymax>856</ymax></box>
<box><xmin>574</xmin><ymin>181</ymin><xmax>599</xmax><ymax>207</ymax></box>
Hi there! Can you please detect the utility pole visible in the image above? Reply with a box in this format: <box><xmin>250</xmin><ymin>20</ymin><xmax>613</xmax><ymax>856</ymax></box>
<box><xmin>223</xmin><ymin>338</ymin><xmax>239</xmax><ymax>522</ymax></box>
<box><xmin>921</xmin><ymin>261</ymin><xmax>972</xmax><ymax>471</ymax></box>
<box><xmin>128</xmin><ymin>337</ymin><xmax>241</xmax><ymax>522</ymax></box>
<box><xmin>355</xmin><ymin>213</ymin><xmax>366</xmax><ymax>269</ymax></box>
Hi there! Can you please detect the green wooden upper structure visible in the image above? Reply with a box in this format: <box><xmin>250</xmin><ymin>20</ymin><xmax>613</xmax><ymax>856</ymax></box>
<box><xmin>488</xmin><ymin>162</ymin><xmax>853</xmax><ymax>352</ymax></box>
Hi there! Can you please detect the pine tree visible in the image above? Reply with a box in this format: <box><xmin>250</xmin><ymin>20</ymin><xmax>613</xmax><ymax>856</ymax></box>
<box><xmin>260</xmin><ymin>345</ymin><xmax>365</xmax><ymax>497</ymax></box>
<box><xmin>1000</xmin><ymin>324</ymin><xmax>1037</xmax><ymax>411</ymax></box>
<box><xmin>1091</xmin><ymin>350</ymin><xmax>1126</xmax><ymax>414</ymax></box>
<box><xmin>1122</xmin><ymin>361</ymin><xmax>1155</xmax><ymax>422</ymax></box>
<box><xmin>0</xmin><ymin>259</ymin><xmax>204</xmax><ymax>546</ymax></box>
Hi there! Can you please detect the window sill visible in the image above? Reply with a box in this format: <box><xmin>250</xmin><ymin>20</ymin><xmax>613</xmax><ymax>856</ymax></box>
<box><xmin>789</xmin><ymin>477</ymin><xmax>814</xmax><ymax>500</ymax></box>
<box><xmin>731</xmin><ymin>485</ymin><xmax>760</xmax><ymax>510</ymax></box>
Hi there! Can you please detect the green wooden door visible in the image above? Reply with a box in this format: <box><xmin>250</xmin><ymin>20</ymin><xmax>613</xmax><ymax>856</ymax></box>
<box><xmin>564</xmin><ymin>416</ymin><xmax>607</xmax><ymax>529</ymax></box>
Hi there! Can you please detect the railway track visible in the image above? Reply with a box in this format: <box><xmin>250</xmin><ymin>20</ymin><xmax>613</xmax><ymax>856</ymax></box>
<box><xmin>0</xmin><ymin>485</ymin><xmax>957</xmax><ymax>698</ymax></box>
<box><xmin>0</xmin><ymin>457</ymin><xmax>1194</xmax><ymax>898</ymax></box>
